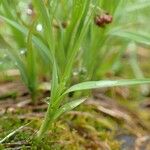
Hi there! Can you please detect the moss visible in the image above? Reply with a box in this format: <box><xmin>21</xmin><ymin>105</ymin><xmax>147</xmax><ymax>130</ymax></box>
<box><xmin>0</xmin><ymin>108</ymin><xmax>122</xmax><ymax>149</ymax></box>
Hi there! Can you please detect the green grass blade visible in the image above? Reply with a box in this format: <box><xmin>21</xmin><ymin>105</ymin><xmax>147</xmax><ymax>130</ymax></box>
<box><xmin>65</xmin><ymin>79</ymin><xmax>150</xmax><ymax>94</ymax></box>
<box><xmin>32</xmin><ymin>0</ymin><xmax>58</xmax><ymax>98</ymax></box>
<box><xmin>26</xmin><ymin>22</ymin><xmax>37</xmax><ymax>100</ymax></box>
<box><xmin>0</xmin><ymin>122</ymin><xmax>31</xmax><ymax>144</ymax></box>
<box><xmin>126</xmin><ymin>1</ymin><xmax>150</xmax><ymax>13</ymax></box>
<box><xmin>6</xmin><ymin>49</ymin><xmax>28</xmax><ymax>86</ymax></box>
<box><xmin>0</xmin><ymin>15</ymin><xmax>53</xmax><ymax>64</ymax></box>
<box><xmin>128</xmin><ymin>42</ymin><xmax>149</xmax><ymax>95</ymax></box>
<box><xmin>50</xmin><ymin>61</ymin><xmax>59</xmax><ymax>100</ymax></box>
<box><xmin>0</xmin><ymin>34</ymin><xmax>28</xmax><ymax>85</ymax></box>
<box><xmin>109</xmin><ymin>30</ymin><xmax>150</xmax><ymax>46</ymax></box>
<box><xmin>62</xmin><ymin>0</ymin><xmax>92</xmax><ymax>83</ymax></box>
<box><xmin>1</xmin><ymin>0</ymin><xmax>25</xmax><ymax>47</ymax></box>
<box><xmin>52</xmin><ymin>98</ymin><xmax>86</xmax><ymax>121</ymax></box>
<box><xmin>32</xmin><ymin>0</ymin><xmax>54</xmax><ymax>52</ymax></box>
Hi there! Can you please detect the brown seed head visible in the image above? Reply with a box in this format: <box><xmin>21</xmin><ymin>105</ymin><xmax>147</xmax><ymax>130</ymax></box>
<box><xmin>103</xmin><ymin>13</ymin><xmax>113</xmax><ymax>24</ymax></box>
<box><xmin>94</xmin><ymin>12</ymin><xmax>113</xmax><ymax>27</ymax></box>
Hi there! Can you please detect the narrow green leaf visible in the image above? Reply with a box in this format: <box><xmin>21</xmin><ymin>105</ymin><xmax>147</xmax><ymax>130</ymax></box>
<box><xmin>0</xmin><ymin>15</ymin><xmax>52</xmax><ymax>64</ymax></box>
<box><xmin>1</xmin><ymin>0</ymin><xmax>25</xmax><ymax>47</ymax></box>
<box><xmin>51</xmin><ymin>61</ymin><xmax>59</xmax><ymax>100</ymax></box>
<box><xmin>109</xmin><ymin>30</ymin><xmax>150</xmax><ymax>46</ymax></box>
<box><xmin>32</xmin><ymin>0</ymin><xmax>54</xmax><ymax>52</ymax></box>
<box><xmin>65</xmin><ymin>79</ymin><xmax>150</xmax><ymax>94</ymax></box>
<box><xmin>126</xmin><ymin>1</ymin><xmax>150</xmax><ymax>13</ymax></box>
<box><xmin>6</xmin><ymin>49</ymin><xmax>28</xmax><ymax>86</ymax></box>
<box><xmin>26</xmin><ymin>22</ymin><xmax>37</xmax><ymax>99</ymax></box>
<box><xmin>0</xmin><ymin>122</ymin><xmax>30</xmax><ymax>144</ymax></box>
<box><xmin>62</xmin><ymin>0</ymin><xmax>92</xmax><ymax>83</ymax></box>
<box><xmin>32</xmin><ymin>0</ymin><xmax>58</xmax><ymax>98</ymax></box>
<box><xmin>52</xmin><ymin>98</ymin><xmax>86</xmax><ymax>121</ymax></box>
<box><xmin>128</xmin><ymin>42</ymin><xmax>149</xmax><ymax>95</ymax></box>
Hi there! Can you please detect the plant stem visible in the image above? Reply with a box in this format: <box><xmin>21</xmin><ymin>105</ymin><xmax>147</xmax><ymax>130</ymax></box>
<box><xmin>37</xmin><ymin>104</ymin><xmax>54</xmax><ymax>139</ymax></box>
<box><xmin>37</xmin><ymin>82</ymin><xmax>65</xmax><ymax>139</ymax></box>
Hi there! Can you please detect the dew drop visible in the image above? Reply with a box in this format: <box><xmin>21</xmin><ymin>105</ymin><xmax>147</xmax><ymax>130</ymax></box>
<box><xmin>20</xmin><ymin>49</ymin><xmax>26</xmax><ymax>55</ymax></box>
<box><xmin>27</xmin><ymin>8</ymin><xmax>32</xmax><ymax>15</ymax></box>
<box><xmin>73</xmin><ymin>71</ymin><xmax>78</xmax><ymax>76</ymax></box>
<box><xmin>36</xmin><ymin>24</ymin><xmax>43</xmax><ymax>32</ymax></box>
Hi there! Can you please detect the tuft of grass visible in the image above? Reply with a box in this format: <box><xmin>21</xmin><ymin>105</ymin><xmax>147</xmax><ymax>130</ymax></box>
<box><xmin>0</xmin><ymin>0</ymin><xmax>150</xmax><ymax>139</ymax></box>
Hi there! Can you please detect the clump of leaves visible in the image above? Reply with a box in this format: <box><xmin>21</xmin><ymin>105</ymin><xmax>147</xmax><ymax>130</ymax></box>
<box><xmin>0</xmin><ymin>0</ymin><xmax>38</xmax><ymax>102</ymax></box>
<box><xmin>31</xmin><ymin>0</ymin><xmax>150</xmax><ymax>139</ymax></box>
<box><xmin>0</xmin><ymin>0</ymin><xmax>150</xmax><ymax>139</ymax></box>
